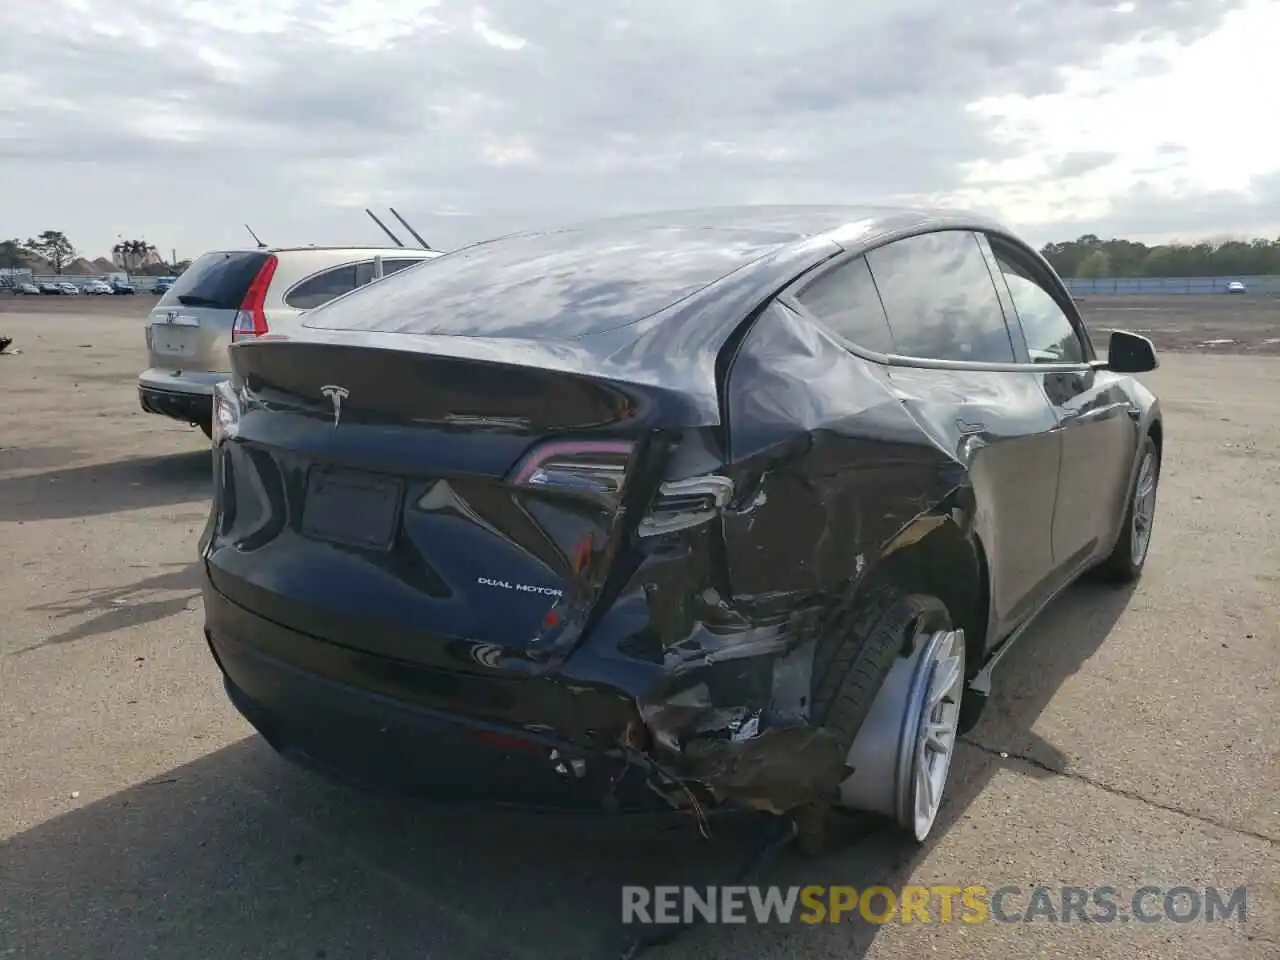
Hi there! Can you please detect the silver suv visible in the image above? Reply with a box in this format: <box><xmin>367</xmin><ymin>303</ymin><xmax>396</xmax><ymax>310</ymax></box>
<box><xmin>138</xmin><ymin>246</ymin><xmax>439</xmax><ymax>436</ymax></box>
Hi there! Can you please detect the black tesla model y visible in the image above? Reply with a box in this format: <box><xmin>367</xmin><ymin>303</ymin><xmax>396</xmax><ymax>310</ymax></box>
<box><xmin>200</xmin><ymin>206</ymin><xmax>1162</xmax><ymax>851</ymax></box>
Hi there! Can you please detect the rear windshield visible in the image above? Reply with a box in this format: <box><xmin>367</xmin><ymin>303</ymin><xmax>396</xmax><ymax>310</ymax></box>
<box><xmin>302</xmin><ymin>226</ymin><xmax>789</xmax><ymax>340</ymax></box>
<box><xmin>157</xmin><ymin>251</ymin><xmax>270</xmax><ymax>310</ymax></box>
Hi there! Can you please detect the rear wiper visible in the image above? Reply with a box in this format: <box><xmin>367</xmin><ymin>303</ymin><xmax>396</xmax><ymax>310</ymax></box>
<box><xmin>176</xmin><ymin>294</ymin><xmax>222</xmax><ymax>307</ymax></box>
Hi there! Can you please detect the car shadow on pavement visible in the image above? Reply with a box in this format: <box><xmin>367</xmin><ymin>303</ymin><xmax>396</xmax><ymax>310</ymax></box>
<box><xmin>0</xmin><ymin>735</ymin><xmax>774</xmax><ymax>960</ymax></box>
<box><xmin>0</xmin><ymin>444</ymin><xmax>88</xmax><ymax>475</ymax></box>
<box><xmin>14</xmin><ymin>562</ymin><xmax>203</xmax><ymax>654</ymax></box>
<box><xmin>0</xmin><ymin>580</ymin><xmax>1136</xmax><ymax>960</ymax></box>
<box><xmin>0</xmin><ymin>450</ymin><xmax>210</xmax><ymax>522</ymax></box>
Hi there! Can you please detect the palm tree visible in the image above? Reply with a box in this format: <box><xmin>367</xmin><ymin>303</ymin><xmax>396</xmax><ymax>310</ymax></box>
<box><xmin>112</xmin><ymin>238</ymin><xmax>158</xmax><ymax>275</ymax></box>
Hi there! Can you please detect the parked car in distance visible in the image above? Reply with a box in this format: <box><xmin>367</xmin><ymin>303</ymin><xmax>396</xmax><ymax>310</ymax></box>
<box><xmin>1225</xmin><ymin>280</ymin><xmax>1247</xmax><ymax>294</ymax></box>
<box><xmin>139</xmin><ymin>245</ymin><xmax>440</xmax><ymax>437</ymax></box>
<box><xmin>16</xmin><ymin>282</ymin><xmax>40</xmax><ymax>295</ymax></box>
<box><xmin>38</xmin><ymin>282</ymin><xmax>63</xmax><ymax>295</ymax></box>
<box><xmin>111</xmin><ymin>280</ymin><xmax>136</xmax><ymax>295</ymax></box>
<box><xmin>58</xmin><ymin>282</ymin><xmax>80</xmax><ymax>295</ymax></box>
<box><xmin>201</xmin><ymin>206</ymin><xmax>1163</xmax><ymax>854</ymax></box>
<box><xmin>152</xmin><ymin>279</ymin><xmax>174</xmax><ymax>294</ymax></box>
<box><xmin>82</xmin><ymin>280</ymin><xmax>113</xmax><ymax>295</ymax></box>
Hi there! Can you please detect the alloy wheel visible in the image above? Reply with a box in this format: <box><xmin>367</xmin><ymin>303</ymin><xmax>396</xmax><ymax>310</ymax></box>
<box><xmin>1130</xmin><ymin>450</ymin><xmax>1158</xmax><ymax>567</ymax></box>
<box><xmin>908</xmin><ymin>629</ymin><xmax>965</xmax><ymax>841</ymax></box>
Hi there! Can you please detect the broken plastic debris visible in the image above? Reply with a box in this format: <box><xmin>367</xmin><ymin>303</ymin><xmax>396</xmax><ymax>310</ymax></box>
<box><xmin>733</xmin><ymin>714</ymin><xmax>761</xmax><ymax>742</ymax></box>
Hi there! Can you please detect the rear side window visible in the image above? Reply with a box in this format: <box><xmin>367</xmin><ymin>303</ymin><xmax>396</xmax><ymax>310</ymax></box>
<box><xmin>285</xmin><ymin>264</ymin><xmax>365</xmax><ymax>310</ymax></box>
<box><xmin>990</xmin><ymin>245</ymin><xmax>1086</xmax><ymax>364</ymax></box>
<box><xmin>793</xmin><ymin>255</ymin><xmax>895</xmax><ymax>353</ymax></box>
<box><xmin>866</xmin><ymin>231</ymin><xmax>1015</xmax><ymax>363</ymax></box>
<box><xmin>381</xmin><ymin>258</ymin><xmax>426</xmax><ymax>277</ymax></box>
<box><xmin>158</xmin><ymin>251</ymin><xmax>270</xmax><ymax>310</ymax></box>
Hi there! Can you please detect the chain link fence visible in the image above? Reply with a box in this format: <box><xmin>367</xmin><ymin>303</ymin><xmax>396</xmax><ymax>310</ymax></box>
<box><xmin>1063</xmin><ymin>275</ymin><xmax>1280</xmax><ymax>295</ymax></box>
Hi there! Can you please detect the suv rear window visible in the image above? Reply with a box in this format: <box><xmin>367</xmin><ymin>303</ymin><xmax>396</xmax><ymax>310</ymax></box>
<box><xmin>284</xmin><ymin>264</ymin><xmax>367</xmax><ymax>310</ymax></box>
<box><xmin>157</xmin><ymin>251</ymin><xmax>270</xmax><ymax>310</ymax></box>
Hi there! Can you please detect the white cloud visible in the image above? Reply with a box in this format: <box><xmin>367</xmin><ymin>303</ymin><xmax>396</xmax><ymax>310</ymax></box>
<box><xmin>481</xmin><ymin>136</ymin><xmax>539</xmax><ymax>167</ymax></box>
<box><xmin>473</xmin><ymin>11</ymin><xmax>527</xmax><ymax>51</ymax></box>
<box><xmin>960</xmin><ymin>0</ymin><xmax>1280</xmax><ymax>240</ymax></box>
<box><xmin>0</xmin><ymin>0</ymin><xmax>1271</xmax><ymax>261</ymax></box>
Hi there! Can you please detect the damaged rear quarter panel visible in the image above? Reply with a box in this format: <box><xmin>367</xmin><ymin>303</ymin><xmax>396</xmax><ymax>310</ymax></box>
<box><xmin>616</xmin><ymin>301</ymin><xmax>977</xmax><ymax>814</ymax></box>
<box><xmin>621</xmin><ymin>296</ymin><xmax>1069</xmax><ymax>815</ymax></box>
<box><xmin>721</xmin><ymin>301</ymin><xmax>965</xmax><ymax>602</ymax></box>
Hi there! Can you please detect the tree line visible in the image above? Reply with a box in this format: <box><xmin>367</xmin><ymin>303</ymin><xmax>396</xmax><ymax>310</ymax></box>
<box><xmin>7</xmin><ymin>225</ymin><xmax>1279</xmax><ymax>281</ymax></box>
<box><xmin>0</xmin><ymin>231</ymin><xmax>179</xmax><ymax>275</ymax></box>
<box><xmin>1040</xmin><ymin>234</ymin><xmax>1280</xmax><ymax>279</ymax></box>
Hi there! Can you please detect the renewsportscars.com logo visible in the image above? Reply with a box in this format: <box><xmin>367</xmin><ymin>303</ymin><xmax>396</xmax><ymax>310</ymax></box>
<box><xmin>621</xmin><ymin>885</ymin><xmax>1249</xmax><ymax>926</ymax></box>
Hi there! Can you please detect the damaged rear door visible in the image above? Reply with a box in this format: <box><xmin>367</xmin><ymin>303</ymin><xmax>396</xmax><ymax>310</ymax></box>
<box><xmin>721</xmin><ymin>231</ymin><xmax>1063</xmax><ymax>659</ymax></box>
<box><xmin>983</xmin><ymin>235</ymin><xmax>1139</xmax><ymax>573</ymax></box>
<box><xmin>865</xmin><ymin>230</ymin><xmax>1063</xmax><ymax>643</ymax></box>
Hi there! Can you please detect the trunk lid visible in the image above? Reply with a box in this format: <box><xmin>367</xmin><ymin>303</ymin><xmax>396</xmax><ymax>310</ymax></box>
<box><xmin>205</xmin><ymin>338</ymin><xmax>686</xmax><ymax>667</ymax></box>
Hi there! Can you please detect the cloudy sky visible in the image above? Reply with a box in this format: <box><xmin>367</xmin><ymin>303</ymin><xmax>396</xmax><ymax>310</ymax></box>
<box><xmin>2</xmin><ymin>0</ymin><xmax>1276</xmax><ymax>261</ymax></box>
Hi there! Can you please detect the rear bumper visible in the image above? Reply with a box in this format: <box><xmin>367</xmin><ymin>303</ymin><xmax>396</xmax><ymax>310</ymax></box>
<box><xmin>137</xmin><ymin>371</ymin><xmax>221</xmax><ymax>426</ymax></box>
<box><xmin>202</xmin><ymin>575</ymin><xmax>676</xmax><ymax>815</ymax></box>
<box><xmin>138</xmin><ymin>384</ymin><xmax>212</xmax><ymax>427</ymax></box>
<box><xmin>138</xmin><ymin>368</ymin><xmax>225</xmax><ymax>395</ymax></box>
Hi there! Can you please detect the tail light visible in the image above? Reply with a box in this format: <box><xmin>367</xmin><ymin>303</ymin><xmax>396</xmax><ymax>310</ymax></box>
<box><xmin>508</xmin><ymin>439</ymin><xmax>735</xmax><ymax>535</ymax></box>
<box><xmin>231</xmin><ymin>255</ymin><xmax>279</xmax><ymax>342</ymax></box>
<box><xmin>211</xmin><ymin>379</ymin><xmax>241</xmax><ymax>446</ymax></box>
<box><xmin>636</xmin><ymin>474</ymin><xmax>735</xmax><ymax>537</ymax></box>
<box><xmin>509</xmin><ymin>440</ymin><xmax>634</xmax><ymax>506</ymax></box>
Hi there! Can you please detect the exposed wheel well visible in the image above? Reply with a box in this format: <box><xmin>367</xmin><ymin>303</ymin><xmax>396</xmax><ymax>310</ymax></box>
<box><xmin>1148</xmin><ymin>418</ymin><xmax>1163</xmax><ymax>461</ymax></box>
<box><xmin>871</xmin><ymin>519</ymin><xmax>990</xmax><ymax>679</ymax></box>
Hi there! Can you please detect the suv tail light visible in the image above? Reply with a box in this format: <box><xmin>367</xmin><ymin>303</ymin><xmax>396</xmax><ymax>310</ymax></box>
<box><xmin>507</xmin><ymin>439</ymin><xmax>735</xmax><ymax>535</ymax></box>
<box><xmin>231</xmin><ymin>255</ymin><xmax>279</xmax><ymax>342</ymax></box>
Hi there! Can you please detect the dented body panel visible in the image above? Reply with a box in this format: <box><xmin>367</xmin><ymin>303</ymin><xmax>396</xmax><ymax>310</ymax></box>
<box><xmin>200</xmin><ymin>205</ymin><xmax>1162</xmax><ymax>819</ymax></box>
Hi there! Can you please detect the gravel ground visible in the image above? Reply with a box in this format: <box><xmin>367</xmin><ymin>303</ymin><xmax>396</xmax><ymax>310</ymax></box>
<box><xmin>0</xmin><ymin>292</ymin><xmax>163</xmax><ymax>315</ymax></box>
<box><xmin>1077</xmin><ymin>294</ymin><xmax>1280</xmax><ymax>355</ymax></box>
<box><xmin>0</xmin><ymin>304</ymin><xmax>1276</xmax><ymax>960</ymax></box>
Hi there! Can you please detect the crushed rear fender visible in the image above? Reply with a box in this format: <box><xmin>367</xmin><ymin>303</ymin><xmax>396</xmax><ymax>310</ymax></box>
<box><xmin>577</xmin><ymin>301</ymin><xmax>984</xmax><ymax>816</ymax></box>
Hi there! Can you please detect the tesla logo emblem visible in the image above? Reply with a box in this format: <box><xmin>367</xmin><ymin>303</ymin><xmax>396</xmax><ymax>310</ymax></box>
<box><xmin>320</xmin><ymin>385</ymin><xmax>349</xmax><ymax>428</ymax></box>
<box><xmin>165</xmin><ymin>311</ymin><xmax>177</xmax><ymax>324</ymax></box>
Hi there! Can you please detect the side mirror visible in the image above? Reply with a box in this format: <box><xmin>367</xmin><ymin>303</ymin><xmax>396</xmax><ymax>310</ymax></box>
<box><xmin>1106</xmin><ymin>330</ymin><xmax>1158</xmax><ymax>373</ymax></box>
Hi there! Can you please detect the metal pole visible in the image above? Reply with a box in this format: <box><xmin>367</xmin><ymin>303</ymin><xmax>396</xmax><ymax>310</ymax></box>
<box><xmin>366</xmin><ymin>210</ymin><xmax>404</xmax><ymax>247</ymax></box>
<box><xmin>389</xmin><ymin>208</ymin><xmax>431</xmax><ymax>249</ymax></box>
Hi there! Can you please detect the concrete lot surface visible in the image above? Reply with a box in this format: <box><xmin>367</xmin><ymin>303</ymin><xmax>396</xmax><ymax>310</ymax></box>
<box><xmin>0</xmin><ymin>303</ymin><xmax>1276</xmax><ymax>959</ymax></box>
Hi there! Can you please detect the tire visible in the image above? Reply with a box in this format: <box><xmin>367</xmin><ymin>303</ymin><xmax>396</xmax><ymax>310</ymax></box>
<box><xmin>796</xmin><ymin>589</ymin><xmax>952</xmax><ymax>855</ymax></box>
<box><xmin>1094</xmin><ymin>434</ymin><xmax>1160</xmax><ymax>583</ymax></box>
